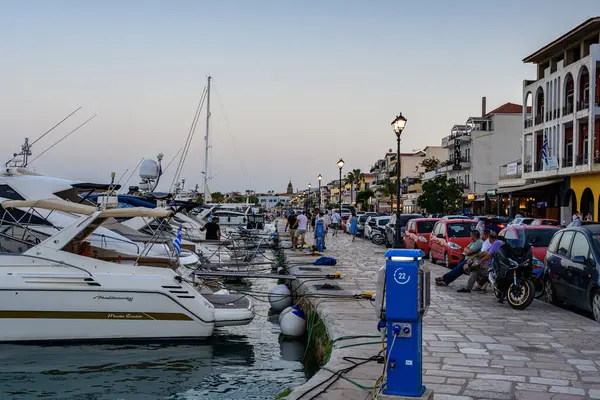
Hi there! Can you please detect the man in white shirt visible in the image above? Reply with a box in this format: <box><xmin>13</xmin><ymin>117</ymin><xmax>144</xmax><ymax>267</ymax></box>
<box><xmin>330</xmin><ymin>210</ymin><xmax>341</xmax><ymax>236</ymax></box>
<box><xmin>294</xmin><ymin>210</ymin><xmax>309</xmax><ymax>250</ymax></box>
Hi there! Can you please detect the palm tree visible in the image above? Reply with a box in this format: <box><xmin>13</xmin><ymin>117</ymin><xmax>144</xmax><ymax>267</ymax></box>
<box><xmin>345</xmin><ymin>169</ymin><xmax>365</xmax><ymax>204</ymax></box>
<box><xmin>378</xmin><ymin>180</ymin><xmax>397</xmax><ymax>211</ymax></box>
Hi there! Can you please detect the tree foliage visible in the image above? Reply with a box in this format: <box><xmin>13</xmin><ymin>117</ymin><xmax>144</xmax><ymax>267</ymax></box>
<box><xmin>420</xmin><ymin>156</ymin><xmax>440</xmax><ymax>172</ymax></box>
<box><xmin>378</xmin><ymin>180</ymin><xmax>398</xmax><ymax>209</ymax></box>
<box><xmin>356</xmin><ymin>189</ymin><xmax>374</xmax><ymax>210</ymax></box>
<box><xmin>417</xmin><ymin>175</ymin><xmax>463</xmax><ymax>214</ymax></box>
<box><xmin>211</xmin><ymin>192</ymin><xmax>225</xmax><ymax>203</ymax></box>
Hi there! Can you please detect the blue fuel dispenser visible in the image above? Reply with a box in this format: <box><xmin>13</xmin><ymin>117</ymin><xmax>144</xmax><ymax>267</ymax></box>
<box><xmin>376</xmin><ymin>249</ymin><xmax>430</xmax><ymax>397</ymax></box>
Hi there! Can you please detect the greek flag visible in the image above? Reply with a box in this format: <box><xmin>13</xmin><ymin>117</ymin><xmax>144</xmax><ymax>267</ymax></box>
<box><xmin>173</xmin><ymin>226</ymin><xmax>182</xmax><ymax>255</ymax></box>
<box><xmin>541</xmin><ymin>133</ymin><xmax>549</xmax><ymax>168</ymax></box>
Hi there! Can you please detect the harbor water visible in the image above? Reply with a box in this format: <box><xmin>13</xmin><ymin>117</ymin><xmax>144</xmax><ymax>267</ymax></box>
<box><xmin>0</xmin><ymin>277</ymin><xmax>310</xmax><ymax>400</ymax></box>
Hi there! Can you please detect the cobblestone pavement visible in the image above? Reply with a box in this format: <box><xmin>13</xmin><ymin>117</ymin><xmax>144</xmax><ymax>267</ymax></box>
<box><xmin>280</xmin><ymin>221</ymin><xmax>600</xmax><ymax>400</ymax></box>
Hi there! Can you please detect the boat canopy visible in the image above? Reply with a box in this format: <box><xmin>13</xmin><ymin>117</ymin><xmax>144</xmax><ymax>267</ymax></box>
<box><xmin>1</xmin><ymin>199</ymin><xmax>172</xmax><ymax>219</ymax></box>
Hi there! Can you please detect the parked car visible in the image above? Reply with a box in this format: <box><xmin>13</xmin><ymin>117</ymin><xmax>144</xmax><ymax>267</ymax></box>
<box><xmin>443</xmin><ymin>215</ymin><xmax>466</xmax><ymax>220</ymax></box>
<box><xmin>531</xmin><ymin>218</ymin><xmax>560</xmax><ymax>226</ymax></box>
<box><xmin>385</xmin><ymin>213</ymin><xmax>424</xmax><ymax>248</ymax></box>
<box><xmin>357</xmin><ymin>214</ymin><xmax>370</xmax><ymax>235</ymax></box>
<box><xmin>474</xmin><ymin>217</ymin><xmax>506</xmax><ymax>234</ymax></box>
<box><xmin>428</xmin><ymin>219</ymin><xmax>477</xmax><ymax>268</ymax></box>
<box><xmin>341</xmin><ymin>215</ymin><xmax>351</xmax><ymax>232</ymax></box>
<box><xmin>365</xmin><ymin>216</ymin><xmax>391</xmax><ymax>240</ymax></box>
<box><xmin>508</xmin><ymin>217</ymin><xmax>535</xmax><ymax>226</ymax></box>
<box><xmin>544</xmin><ymin>225</ymin><xmax>600</xmax><ymax>322</ymax></box>
<box><xmin>403</xmin><ymin>218</ymin><xmax>440</xmax><ymax>256</ymax></box>
<box><xmin>499</xmin><ymin>225</ymin><xmax>561</xmax><ymax>277</ymax></box>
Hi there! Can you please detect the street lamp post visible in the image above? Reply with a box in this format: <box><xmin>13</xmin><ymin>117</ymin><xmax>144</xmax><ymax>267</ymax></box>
<box><xmin>317</xmin><ymin>174</ymin><xmax>322</xmax><ymax>209</ymax></box>
<box><xmin>391</xmin><ymin>113</ymin><xmax>407</xmax><ymax>248</ymax></box>
<box><xmin>308</xmin><ymin>183</ymin><xmax>312</xmax><ymax>210</ymax></box>
<box><xmin>337</xmin><ymin>159</ymin><xmax>345</xmax><ymax>216</ymax></box>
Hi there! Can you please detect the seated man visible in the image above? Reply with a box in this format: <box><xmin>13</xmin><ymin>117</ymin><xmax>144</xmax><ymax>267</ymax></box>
<box><xmin>458</xmin><ymin>230</ymin><xmax>503</xmax><ymax>293</ymax></box>
<box><xmin>435</xmin><ymin>230</ymin><xmax>485</xmax><ymax>286</ymax></box>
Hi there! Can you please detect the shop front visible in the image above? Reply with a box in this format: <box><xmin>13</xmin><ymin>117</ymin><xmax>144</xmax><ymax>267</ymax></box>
<box><xmin>568</xmin><ymin>173</ymin><xmax>600</xmax><ymax>222</ymax></box>
<box><xmin>496</xmin><ymin>179</ymin><xmax>565</xmax><ymax>220</ymax></box>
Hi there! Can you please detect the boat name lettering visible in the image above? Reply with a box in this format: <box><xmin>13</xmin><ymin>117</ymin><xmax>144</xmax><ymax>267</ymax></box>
<box><xmin>93</xmin><ymin>295</ymin><xmax>133</xmax><ymax>302</ymax></box>
<box><xmin>107</xmin><ymin>313</ymin><xmax>144</xmax><ymax>319</ymax></box>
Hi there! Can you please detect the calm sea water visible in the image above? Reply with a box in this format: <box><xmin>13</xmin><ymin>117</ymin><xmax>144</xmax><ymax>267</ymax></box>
<box><xmin>0</xmin><ymin>279</ymin><xmax>310</xmax><ymax>400</ymax></box>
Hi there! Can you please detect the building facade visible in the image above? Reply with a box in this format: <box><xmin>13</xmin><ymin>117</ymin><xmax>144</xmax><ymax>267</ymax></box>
<box><xmin>499</xmin><ymin>17</ymin><xmax>600</xmax><ymax>223</ymax></box>
<box><xmin>441</xmin><ymin>98</ymin><xmax>525</xmax><ymax>214</ymax></box>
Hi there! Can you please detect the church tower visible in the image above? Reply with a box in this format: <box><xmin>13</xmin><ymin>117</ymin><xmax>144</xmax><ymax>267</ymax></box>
<box><xmin>287</xmin><ymin>180</ymin><xmax>293</xmax><ymax>195</ymax></box>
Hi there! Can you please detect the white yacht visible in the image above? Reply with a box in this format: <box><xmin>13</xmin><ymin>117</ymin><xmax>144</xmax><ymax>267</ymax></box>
<box><xmin>0</xmin><ymin>199</ymin><xmax>254</xmax><ymax>342</ymax></box>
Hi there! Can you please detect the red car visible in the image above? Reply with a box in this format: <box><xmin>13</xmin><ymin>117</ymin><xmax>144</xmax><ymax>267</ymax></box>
<box><xmin>530</xmin><ymin>218</ymin><xmax>560</xmax><ymax>226</ymax></box>
<box><xmin>341</xmin><ymin>215</ymin><xmax>350</xmax><ymax>233</ymax></box>
<box><xmin>429</xmin><ymin>219</ymin><xmax>477</xmax><ymax>268</ymax></box>
<box><xmin>403</xmin><ymin>218</ymin><xmax>440</xmax><ymax>256</ymax></box>
<box><xmin>498</xmin><ymin>225</ymin><xmax>561</xmax><ymax>275</ymax></box>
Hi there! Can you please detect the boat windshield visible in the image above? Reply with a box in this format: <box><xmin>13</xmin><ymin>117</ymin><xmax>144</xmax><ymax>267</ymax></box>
<box><xmin>0</xmin><ymin>225</ymin><xmax>50</xmax><ymax>254</ymax></box>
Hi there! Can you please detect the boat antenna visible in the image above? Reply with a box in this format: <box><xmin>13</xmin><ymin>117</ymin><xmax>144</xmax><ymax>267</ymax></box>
<box><xmin>31</xmin><ymin>106</ymin><xmax>82</xmax><ymax>147</ymax></box>
<box><xmin>119</xmin><ymin>158</ymin><xmax>145</xmax><ymax>194</ymax></box>
<box><xmin>203</xmin><ymin>75</ymin><xmax>212</xmax><ymax>204</ymax></box>
<box><xmin>27</xmin><ymin>114</ymin><xmax>97</xmax><ymax>166</ymax></box>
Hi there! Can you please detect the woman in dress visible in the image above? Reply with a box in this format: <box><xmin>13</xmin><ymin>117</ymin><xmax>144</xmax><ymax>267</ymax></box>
<box><xmin>349</xmin><ymin>212</ymin><xmax>358</xmax><ymax>242</ymax></box>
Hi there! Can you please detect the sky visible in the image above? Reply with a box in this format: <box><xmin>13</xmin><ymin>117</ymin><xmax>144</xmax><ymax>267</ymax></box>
<box><xmin>1</xmin><ymin>0</ymin><xmax>599</xmax><ymax>194</ymax></box>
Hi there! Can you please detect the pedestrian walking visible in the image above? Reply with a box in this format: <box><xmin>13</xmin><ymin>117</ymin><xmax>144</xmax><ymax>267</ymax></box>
<box><xmin>348</xmin><ymin>212</ymin><xmax>358</xmax><ymax>242</ymax></box>
<box><xmin>330</xmin><ymin>210</ymin><xmax>341</xmax><ymax>236</ymax></box>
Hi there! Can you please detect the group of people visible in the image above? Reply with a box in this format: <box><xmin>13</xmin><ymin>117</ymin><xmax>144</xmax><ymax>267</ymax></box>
<box><xmin>435</xmin><ymin>229</ymin><xmax>503</xmax><ymax>293</ymax></box>
<box><xmin>284</xmin><ymin>208</ymin><xmax>359</xmax><ymax>249</ymax></box>
<box><xmin>572</xmin><ymin>210</ymin><xmax>593</xmax><ymax>223</ymax></box>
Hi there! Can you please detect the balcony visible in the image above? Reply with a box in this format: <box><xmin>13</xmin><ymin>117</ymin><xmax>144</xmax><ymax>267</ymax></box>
<box><xmin>524</xmin><ymin>160</ymin><xmax>532</xmax><ymax>173</ymax></box>
<box><xmin>576</xmin><ymin>153</ymin><xmax>589</xmax><ymax>166</ymax></box>
<box><xmin>499</xmin><ymin>161</ymin><xmax>522</xmax><ymax>180</ymax></box>
<box><xmin>596</xmin><ymin>96</ymin><xmax>600</xmax><ymax>108</ymax></box>
<box><xmin>562</xmin><ymin>103</ymin><xmax>574</xmax><ymax>116</ymax></box>
<box><xmin>441</xmin><ymin>132</ymin><xmax>471</xmax><ymax>148</ymax></box>
<box><xmin>534</xmin><ymin>115</ymin><xmax>544</xmax><ymax>125</ymax></box>
<box><xmin>553</xmin><ymin>109</ymin><xmax>558</xmax><ymax>119</ymax></box>
<box><xmin>524</xmin><ymin>118</ymin><xmax>533</xmax><ymax>128</ymax></box>
<box><xmin>576</xmin><ymin>100</ymin><xmax>590</xmax><ymax>111</ymax></box>
<box><xmin>562</xmin><ymin>157</ymin><xmax>574</xmax><ymax>168</ymax></box>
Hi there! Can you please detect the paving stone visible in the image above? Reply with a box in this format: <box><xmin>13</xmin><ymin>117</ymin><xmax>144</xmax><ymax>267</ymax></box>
<box><xmin>504</xmin><ymin>367</ymin><xmax>539</xmax><ymax>376</ymax></box>
<box><xmin>548</xmin><ymin>386</ymin><xmax>586</xmax><ymax>396</ymax></box>
<box><xmin>423</xmin><ymin>383</ymin><xmax>462</xmax><ymax>394</ymax></box>
<box><xmin>486</xmin><ymin>344</ymin><xmax>515</xmax><ymax>351</ymax></box>
<box><xmin>422</xmin><ymin>375</ymin><xmax>445</xmax><ymax>384</ymax></box>
<box><xmin>529</xmin><ymin>377</ymin><xmax>569</xmax><ymax>386</ymax></box>
<box><xmin>433</xmin><ymin>395</ymin><xmax>474</xmax><ymax>400</ymax></box>
<box><xmin>566</xmin><ymin>358</ymin><xmax>595</xmax><ymax>365</ymax></box>
<box><xmin>462</xmin><ymin>389</ymin><xmax>514</xmax><ymax>399</ymax></box>
<box><xmin>589</xmin><ymin>389</ymin><xmax>600</xmax><ymax>399</ymax></box>
<box><xmin>446</xmin><ymin>378</ymin><xmax>467</xmax><ymax>385</ymax></box>
<box><xmin>515</xmin><ymin>383</ymin><xmax>550</xmax><ymax>392</ymax></box>
<box><xmin>466</xmin><ymin>379</ymin><xmax>513</xmax><ymax>392</ymax></box>
<box><xmin>515</xmin><ymin>391</ymin><xmax>554</xmax><ymax>400</ymax></box>
<box><xmin>476</xmin><ymin>373</ymin><xmax>526</xmax><ymax>383</ymax></box>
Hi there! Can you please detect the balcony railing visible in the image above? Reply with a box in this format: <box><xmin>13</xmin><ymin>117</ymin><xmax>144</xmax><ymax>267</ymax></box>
<box><xmin>596</xmin><ymin>96</ymin><xmax>600</xmax><ymax>107</ymax></box>
<box><xmin>534</xmin><ymin>161</ymin><xmax>543</xmax><ymax>172</ymax></box>
<box><xmin>534</xmin><ymin>115</ymin><xmax>544</xmax><ymax>125</ymax></box>
<box><xmin>576</xmin><ymin>153</ymin><xmax>589</xmax><ymax>166</ymax></box>
<box><xmin>576</xmin><ymin>101</ymin><xmax>590</xmax><ymax>111</ymax></box>
<box><xmin>562</xmin><ymin>157</ymin><xmax>574</xmax><ymax>168</ymax></box>
<box><xmin>524</xmin><ymin>161</ymin><xmax>532</xmax><ymax>173</ymax></box>
<box><xmin>545</xmin><ymin>111</ymin><xmax>549</xmax><ymax>121</ymax></box>
<box><xmin>562</xmin><ymin>103</ymin><xmax>574</xmax><ymax>116</ymax></box>
<box><xmin>499</xmin><ymin>161</ymin><xmax>522</xmax><ymax>180</ymax></box>
<box><xmin>553</xmin><ymin>109</ymin><xmax>558</xmax><ymax>119</ymax></box>
<box><xmin>524</xmin><ymin>118</ymin><xmax>533</xmax><ymax>128</ymax></box>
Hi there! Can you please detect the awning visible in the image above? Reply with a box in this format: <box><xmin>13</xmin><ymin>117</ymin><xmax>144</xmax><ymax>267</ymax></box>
<box><xmin>496</xmin><ymin>179</ymin><xmax>563</xmax><ymax>195</ymax></box>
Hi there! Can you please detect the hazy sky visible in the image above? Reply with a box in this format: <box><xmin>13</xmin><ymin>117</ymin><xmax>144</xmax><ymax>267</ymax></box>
<box><xmin>1</xmin><ymin>1</ymin><xmax>598</xmax><ymax>193</ymax></box>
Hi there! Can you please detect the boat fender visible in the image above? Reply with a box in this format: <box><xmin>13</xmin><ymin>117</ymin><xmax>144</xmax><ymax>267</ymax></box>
<box><xmin>268</xmin><ymin>284</ymin><xmax>292</xmax><ymax>311</ymax></box>
<box><xmin>280</xmin><ymin>306</ymin><xmax>306</xmax><ymax>337</ymax></box>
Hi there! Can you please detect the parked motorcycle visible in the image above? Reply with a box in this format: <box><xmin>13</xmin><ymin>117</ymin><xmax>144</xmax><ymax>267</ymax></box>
<box><xmin>371</xmin><ymin>229</ymin><xmax>385</xmax><ymax>245</ymax></box>
<box><xmin>488</xmin><ymin>242</ymin><xmax>536</xmax><ymax>310</ymax></box>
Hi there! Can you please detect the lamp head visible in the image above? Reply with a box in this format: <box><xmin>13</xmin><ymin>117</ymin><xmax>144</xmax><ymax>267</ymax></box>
<box><xmin>391</xmin><ymin>113</ymin><xmax>407</xmax><ymax>137</ymax></box>
<box><xmin>317</xmin><ymin>174</ymin><xmax>322</xmax><ymax>181</ymax></box>
<box><xmin>337</xmin><ymin>158</ymin><xmax>345</xmax><ymax>170</ymax></box>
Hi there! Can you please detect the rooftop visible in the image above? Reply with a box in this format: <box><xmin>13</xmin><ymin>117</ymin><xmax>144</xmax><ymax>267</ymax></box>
<box><xmin>484</xmin><ymin>102</ymin><xmax>530</xmax><ymax>116</ymax></box>
<box><xmin>523</xmin><ymin>17</ymin><xmax>600</xmax><ymax>64</ymax></box>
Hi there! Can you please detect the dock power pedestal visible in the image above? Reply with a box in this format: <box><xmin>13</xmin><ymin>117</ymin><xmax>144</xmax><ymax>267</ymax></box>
<box><xmin>376</xmin><ymin>249</ymin><xmax>430</xmax><ymax>397</ymax></box>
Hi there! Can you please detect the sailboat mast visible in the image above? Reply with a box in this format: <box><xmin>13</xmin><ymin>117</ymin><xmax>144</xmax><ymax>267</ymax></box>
<box><xmin>203</xmin><ymin>75</ymin><xmax>212</xmax><ymax>203</ymax></box>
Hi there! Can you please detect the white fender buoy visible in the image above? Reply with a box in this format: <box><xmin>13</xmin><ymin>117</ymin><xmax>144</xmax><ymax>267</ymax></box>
<box><xmin>269</xmin><ymin>284</ymin><xmax>292</xmax><ymax>311</ymax></box>
<box><xmin>278</xmin><ymin>306</ymin><xmax>295</xmax><ymax>324</ymax></box>
<box><xmin>280</xmin><ymin>306</ymin><xmax>306</xmax><ymax>337</ymax></box>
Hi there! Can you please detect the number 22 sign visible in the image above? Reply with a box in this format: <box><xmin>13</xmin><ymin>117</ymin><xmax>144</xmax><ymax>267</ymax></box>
<box><xmin>394</xmin><ymin>268</ymin><xmax>411</xmax><ymax>285</ymax></box>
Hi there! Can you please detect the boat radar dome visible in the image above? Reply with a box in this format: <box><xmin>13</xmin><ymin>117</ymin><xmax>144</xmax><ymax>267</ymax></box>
<box><xmin>139</xmin><ymin>159</ymin><xmax>160</xmax><ymax>180</ymax></box>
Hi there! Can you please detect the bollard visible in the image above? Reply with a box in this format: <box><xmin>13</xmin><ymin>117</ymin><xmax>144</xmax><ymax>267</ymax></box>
<box><xmin>378</xmin><ymin>249</ymin><xmax>431</xmax><ymax>397</ymax></box>
<box><xmin>315</xmin><ymin>221</ymin><xmax>325</xmax><ymax>252</ymax></box>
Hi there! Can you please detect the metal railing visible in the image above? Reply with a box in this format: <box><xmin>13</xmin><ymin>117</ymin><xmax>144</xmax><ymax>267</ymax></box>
<box><xmin>562</xmin><ymin>157</ymin><xmax>574</xmax><ymax>168</ymax></box>
<box><xmin>576</xmin><ymin>100</ymin><xmax>590</xmax><ymax>111</ymax></box>
<box><xmin>563</xmin><ymin>103</ymin><xmax>574</xmax><ymax>116</ymax></box>
<box><xmin>576</xmin><ymin>153</ymin><xmax>589</xmax><ymax>166</ymax></box>
<box><xmin>524</xmin><ymin>161</ymin><xmax>532</xmax><ymax>173</ymax></box>
<box><xmin>534</xmin><ymin>115</ymin><xmax>544</xmax><ymax>125</ymax></box>
<box><xmin>524</xmin><ymin>118</ymin><xmax>533</xmax><ymax>128</ymax></box>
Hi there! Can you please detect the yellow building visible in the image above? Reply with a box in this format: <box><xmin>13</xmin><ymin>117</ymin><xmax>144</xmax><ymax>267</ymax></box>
<box><xmin>568</xmin><ymin>173</ymin><xmax>600</xmax><ymax>221</ymax></box>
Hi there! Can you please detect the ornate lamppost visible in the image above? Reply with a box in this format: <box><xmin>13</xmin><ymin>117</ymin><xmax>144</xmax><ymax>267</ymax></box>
<box><xmin>391</xmin><ymin>113</ymin><xmax>407</xmax><ymax>248</ymax></box>
<box><xmin>337</xmin><ymin>159</ymin><xmax>345</xmax><ymax>216</ymax></box>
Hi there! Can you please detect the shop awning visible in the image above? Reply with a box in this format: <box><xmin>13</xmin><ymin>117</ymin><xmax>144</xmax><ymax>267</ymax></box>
<box><xmin>496</xmin><ymin>179</ymin><xmax>563</xmax><ymax>195</ymax></box>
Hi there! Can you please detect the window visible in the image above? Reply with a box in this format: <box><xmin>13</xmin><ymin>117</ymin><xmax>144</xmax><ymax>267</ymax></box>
<box><xmin>0</xmin><ymin>184</ymin><xmax>24</xmax><ymax>200</ymax></box>
<box><xmin>447</xmin><ymin>222</ymin><xmax>476</xmax><ymax>238</ymax></box>
<box><xmin>519</xmin><ymin>228</ymin><xmax>560</xmax><ymax>248</ymax></box>
<box><xmin>570</xmin><ymin>233</ymin><xmax>590</xmax><ymax>263</ymax></box>
<box><xmin>465</xmin><ymin>174</ymin><xmax>470</xmax><ymax>187</ymax></box>
<box><xmin>547</xmin><ymin>232</ymin><xmax>562</xmax><ymax>254</ymax></box>
<box><xmin>417</xmin><ymin>221</ymin><xmax>435</xmax><ymax>233</ymax></box>
<box><xmin>378</xmin><ymin>218</ymin><xmax>390</xmax><ymax>226</ymax></box>
<box><xmin>504</xmin><ymin>229</ymin><xmax>518</xmax><ymax>240</ymax></box>
<box><xmin>557</xmin><ymin>231</ymin><xmax>574</xmax><ymax>257</ymax></box>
